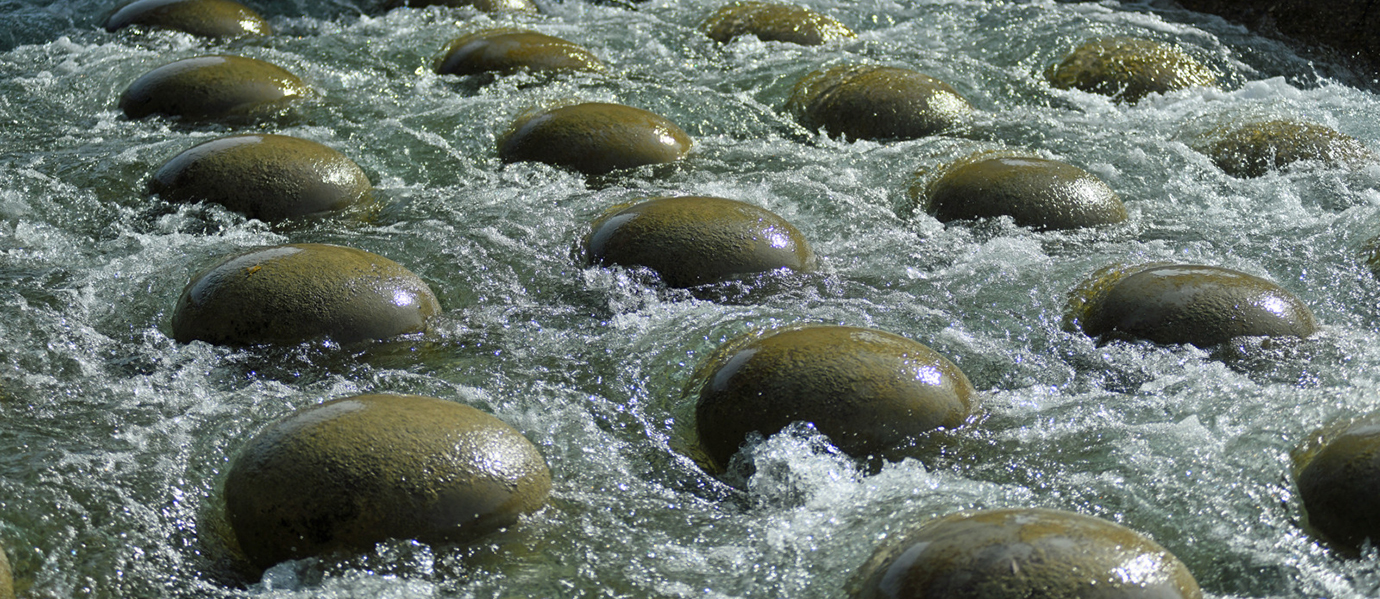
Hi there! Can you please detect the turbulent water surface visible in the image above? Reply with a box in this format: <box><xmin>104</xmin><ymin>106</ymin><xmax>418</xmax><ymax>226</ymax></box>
<box><xmin>4</xmin><ymin>0</ymin><xmax>1380</xmax><ymax>596</ymax></box>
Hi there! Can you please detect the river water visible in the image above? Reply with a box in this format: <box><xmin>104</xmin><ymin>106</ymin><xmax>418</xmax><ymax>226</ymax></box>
<box><xmin>3</xmin><ymin>0</ymin><xmax>1380</xmax><ymax>596</ymax></box>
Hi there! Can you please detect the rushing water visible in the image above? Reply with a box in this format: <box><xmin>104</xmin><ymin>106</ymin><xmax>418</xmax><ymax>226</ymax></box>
<box><xmin>4</xmin><ymin>0</ymin><xmax>1380</xmax><ymax>596</ymax></box>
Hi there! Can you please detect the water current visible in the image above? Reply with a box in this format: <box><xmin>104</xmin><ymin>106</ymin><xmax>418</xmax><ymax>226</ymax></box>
<box><xmin>4</xmin><ymin>0</ymin><xmax>1380</xmax><ymax>596</ymax></box>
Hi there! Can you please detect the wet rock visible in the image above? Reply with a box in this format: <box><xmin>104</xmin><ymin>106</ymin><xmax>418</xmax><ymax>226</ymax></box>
<box><xmin>119</xmin><ymin>55</ymin><xmax>309</xmax><ymax>123</ymax></box>
<box><xmin>1295</xmin><ymin>413</ymin><xmax>1380</xmax><ymax>554</ymax></box>
<box><xmin>584</xmin><ymin>196</ymin><xmax>815</xmax><ymax>288</ymax></box>
<box><xmin>700</xmin><ymin>1</ymin><xmax>854</xmax><ymax>46</ymax></box>
<box><xmin>694</xmin><ymin>325</ymin><xmax>973</xmax><ymax>470</ymax></box>
<box><xmin>912</xmin><ymin>152</ymin><xmax>1127</xmax><ymax>230</ymax></box>
<box><xmin>498</xmin><ymin>102</ymin><xmax>692</xmax><ymax>176</ymax></box>
<box><xmin>149</xmin><ymin>134</ymin><xmax>372</xmax><ymax>221</ymax></box>
<box><xmin>786</xmin><ymin>64</ymin><xmax>973</xmax><ymax>141</ymax></box>
<box><xmin>104</xmin><ymin>0</ymin><xmax>271</xmax><ymax>38</ymax></box>
<box><xmin>1047</xmin><ymin>37</ymin><xmax>1217</xmax><ymax>103</ymax></box>
<box><xmin>0</xmin><ymin>543</ymin><xmax>11</xmax><ymax>599</ymax></box>
<box><xmin>171</xmin><ymin>243</ymin><xmax>440</xmax><ymax>346</ymax></box>
<box><xmin>1173</xmin><ymin>0</ymin><xmax>1380</xmax><ymax>76</ymax></box>
<box><xmin>436</xmin><ymin>29</ymin><xmax>604</xmax><ymax>76</ymax></box>
<box><xmin>224</xmin><ymin>393</ymin><xmax>551</xmax><ymax>570</ymax></box>
<box><xmin>387</xmin><ymin>0</ymin><xmax>537</xmax><ymax>14</ymax></box>
<box><xmin>1194</xmin><ymin>120</ymin><xmax>1372</xmax><ymax>178</ymax></box>
<box><xmin>848</xmin><ymin>508</ymin><xmax>1203</xmax><ymax>599</ymax></box>
<box><xmin>1065</xmin><ymin>263</ymin><xmax>1318</xmax><ymax>348</ymax></box>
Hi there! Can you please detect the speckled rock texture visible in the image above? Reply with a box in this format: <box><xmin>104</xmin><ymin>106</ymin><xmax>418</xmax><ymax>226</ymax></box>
<box><xmin>1065</xmin><ymin>263</ymin><xmax>1318</xmax><ymax>348</ymax></box>
<box><xmin>119</xmin><ymin>55</ymin><xmax>309</xmax><ymax>122</ymax></box>
<box><xmin>149</xmin><ymin>134</ymin><xmax>372</xmax><ymax>221</ymax></box>
<box><xmin>1194</xmin><ymin>120</ymin><xmax>1373</xmax><ymax>178</ymax></box>
<box><xmin>498</xmin><ymin>102</ymin><xmax>692</xmax><ymax>176</ymax></box>
<box><xmin>584</xmin><ymin>196</ymin><xmax>815</xmax><ymax>288</ymax></box>
<box><xmin>787</xmin><ymin>64</ymin><xmax>973</xmax><ymax>141</ymax></box>
<box><xmin>104</xmin><ymin>0</ymin><xmax>270</xmax><ymax>38</ymax></box>
<box><xmin>700</xmin><ymin>1</ymin><xmax>854</xmax><ymax>45</ymax></box>
<box><xmin>1046</xmin><ymin>37</ymin><xmax>1217</xmax><ymax>103</ymax></box>
<box><xmin>848</xmin><ymin>508</ymin><xmax>1203</xmax><ymax>599</ymax></box>
<box><xmin>171</xmin><ymin>243</ymin><xmax>440</xmax><ymax>346</ymax></box>
<box><xmin>436</xmin><ymin>29</ymin><xmax>604</xmax><ymax>76</ymax></box>
<box><xmin>914</xmin><ymin>153</ymin><xmax>1127</xmax><ymax>230</ymax></box>
<box><xmin>695</xmin><ymin>325</ymin><xmax>973</xmax><ymax>470</ymax></box>
<box><xmin>224</xmin><ymin>393</ymin><xmax>552</xmax><ymax>570</ymax></box>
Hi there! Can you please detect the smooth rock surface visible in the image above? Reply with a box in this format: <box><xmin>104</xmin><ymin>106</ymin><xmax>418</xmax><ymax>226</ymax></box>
<box><xmin>104</xmin><ymin>0</ymin><xmax>270</xmax><ymax>38</ymax></box>
<box><xmin>387</xmin><ymin>0</ymin><xmax>537</xmax><ymax>14</ymax></box>
<box><xmin>498</xmin><ymin>102</ymin><xmax>692</xmax><ymax>176</ymax></box>
<box><xmin>436</xmin><ymin>29</ymin><xmax>604</xmax><ymax>76</ymax></box>
<box><xmin>700</xmin><ymin>1</ymin><xmax>855</xmax><ymax>45</ymax></box>
<box><xmin>1047</xmin><ymin>37</ymin><xmax>1217</xmax><ymax>103</ymax></box>
<box><xmin>1194</xmin><ymin>120</ymin><xmax>1372</xmax><ymax>178</ymax></box>
<box><xmin>119</xmin><ymin>55</ymin><xmax>309</xmax><ymax>122</ymax></box>
<box><xmin>914</xmin><ymin>153</ymin><xmax>1127</xmax><ymax>230</ymax></box>
<box><xmin>786</xmin><ymin>64</ymin><xmax>973</xmax><ymax>141</ymax></box>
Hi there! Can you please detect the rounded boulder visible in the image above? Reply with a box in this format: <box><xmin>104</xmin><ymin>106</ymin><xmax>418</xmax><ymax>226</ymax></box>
<box><xmin>1196</xmin><ymin>120</ymin><xmax>1372</xmax><ymax>178</ymax></box>
<box><xmin>584</xmin><ymin>196</ymin><xmax>815</xmax><ymax>288</ymax></box>
<box><xmin>786</xmin><ymin>64</ymin><xmax>973</xmax><ymax>141</ymax></box>
<box><xmin>695</xmin><ymin>325</ymin><xmax>973</xmax><ymax>470</ymax></box>
<box><xmin>849</xmin><ymin>508</ymin><xmax>1202</xmax><ymax>599</ymax></box>
<box><xmin>149</xmin><ymin>134</ymin><xmax>372</xmax><ymax>221</ymax></box>
<box><xmin>914</xmin><ymin>153</ymin><xmax>1127</xmax><ymax>230</ymax></box>
<box><xmin>1047</xmin><ymin>37</ymin><xmax>1217</xmax><ymax>103</ymax></box>
<box><xmin>1065</xmin><ymin>263</ymin><xmax>1318</xmax><ymax>348</ymax></box>
<box><xmin>119</xmin><ymin>55</ymin><xmax>309</xmax><ymax>123</ymax></box>
<box><xmin>700</xmin><ymin>1</ymin><xmax>855</xmax><ymax>46</ymax></box>
<box><xmin>171</xmin><ymin>243</ymin><xmax>440</xmax><ymax>346</ymax></box>
<box><xmin>436</xmin><ymin>29</ymin><xmax>604</xmax><ymax>76</ymax></box>
<box><xmin>498</xmin><ymin>102</ymin><xmax>692</xmax><ymax>176</ymax></box>
<box><xmin>104</xmin><ymin>0</ymin><xmax>271</xmax><ymax>38</ymax></box>
<box><xmin>1296</xmin><ymin>413</ymin><xmax>1380</xmax><ymax>553</ymax></box>
<box><xmin>224</xmin><ymin>393</ymin><xmax>551</xmax><ymax>570</ymax></box>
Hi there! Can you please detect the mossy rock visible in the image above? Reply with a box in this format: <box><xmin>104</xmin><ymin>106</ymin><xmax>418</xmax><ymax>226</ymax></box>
<box><xmin>498</xmin><ymin>102</ymin><xmax>692</xmax><ymax>176</ymax></box>
<box><xmin>1047</xmin><ymin>37</ymin><xmax>1217</xmax><ymax>103</ymax></box>
<box><xmin>387</xmin><ymin>0</ymin><xmax>537</xmax><ymax>14</ymax></box>
<box><xmin>786</xmin><ymin>64</ymin><xmax>973</xmax><ymax>141</ymax></box>
<box><xmin>1065</xmin><ymin>262</ymin><xmax>1317</xmax><ymax>348</ymax></box>
<box><xmin>913</xmin><ymin>152</ymin><xmax>1126</xmax><ymax>230</ymax></box>
<box><xmin>119</xmin><ymin>55</ymin><xmax>309</xmax><ymax>123</ymax></box>
<box><xmin>1293</xmin><ymin>412</ymin><xmax>1380</xmax><ymax>554</ymax></box>
<box><xmin>848</xmin><ymin>508</ymin><xmax>1203</xmax><ymax>599</ymax></box>
<box><xmin>224</xmin><ymin>393</ymin><xmax>551</xmax><ymax>570</ymax></box>
<box><xmin>171</xmin><ymin>243</ymin><xmax>440</xmax><ymax>346</ymax></box>
<box><xmin>436</xmin><ymin>29</ymin><xmax>604</xmax><ymax>76</ymax></box>
<box><xmin>694</xmin><ymin>325</ymin><xmax>973</xmax><ymax>470</ymax></box>
<box><xmin>1195</xmin><ymin>120</ymin><xmax>1372</xmax><ymax>178</ymax></box>
<box><xmin>149</xmin><ymin>134</ymin><xmax>372</xmax><ymax>221</ymax></box>
<box><xmin>700</xmin><ymin>1</ymin><xmax>854</xmax><ymax>45</ymax></box>
<box><xmin>104</xmin><ymin>0</ymin><xmax>270</xmax><ymax>38</ymax></box>
<box><xmin>584</xmin><ymin>196</ymin><xmax>815</xmax><ymax>288</ymax></box>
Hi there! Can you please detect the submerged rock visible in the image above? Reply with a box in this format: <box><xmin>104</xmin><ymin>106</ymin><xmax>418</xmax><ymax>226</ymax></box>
<box><xmin>786</xmin><ymin>64</ymin><xmax>973</xmax><ymax>141</ymax></box>
<box><xmin>584</xmin><ymin>196</ymin><xmax>815</xmax><ymax>288</ymax></box>
<box><xmin>1066</xmin><ymin>263</ymin><xmax>1318</xmax><ymax>348</ymax></box>
<box><xmin>149</xmin><ymin>134</ymin><xmax>372</xmax><ymax>221</ymax></box>
<box><xmin>387</xmin><ymin>0</ymin><xmax>537</xmax><ymax>14</ymax></box>
<box><xmin>119</xmin><ymin>55</ymin><xmax>309</xmax><ymax>123</ymax></box>
<box><xmin>498</xmin><ymin>102</ymin><xmax>692</xmax><ymax>176</ymax></box>
<box><xmin>172</xmin><ymin>243</ymin><xmax>440</xmax><ymax>346</ymax></box>
<box><xmin>1047</xmin><ymin>37</ymin><xmax>1217</xmax><ymax>103</ymax></box>
<box><xmin>700</xmin><ymin>1</ymin><xmax>854</xmax><ymax>45</ymax></box>
<box><xmin>436</xmin><ymin>29</ymin><xmax>604</xmax><ymax>77</ymax></box>
<box><xmin>694</xmin><ymin>325</ymin><xmax>973</xmax><ymax>470</ymax></box>
<box><xmin>104</xmin><ymin>0</ymin><xmax>270</xmax><ymax>38</ymax></box>
<box><xmin>224</xmin><ymin>393</ymin><xmax>551</xmax><ymax>570</ymax></box>
<box><xmin>1194</xmin><ymin>120</ymin><xmax>1372</xmax><ymax>178</ymax></box>
<box><xmin>913</xmin><ymin>152</ymin><xmax>1126</xmax><ymax>230</ymax></box>
<box><xmin>849</xmin><ymin>508</ymin><xmax>1203</xmax><ymax>599</ymax></box>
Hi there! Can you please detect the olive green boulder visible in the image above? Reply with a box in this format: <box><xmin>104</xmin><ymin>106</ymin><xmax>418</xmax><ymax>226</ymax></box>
<box><xmin>914</xmin><ymin>153</ymin><xmax>1126</xmax><ymax>230</ymax></box>
<box><xmin>1195</xmin><ymin>120</ymin><xmax>1372</xmax><ymax>178</ymax></box>
<box><xmin>786</xmin><ymin>64</ymin><xmax>973</xmax><ymax>141</ymax></box>
<box><xmin>149</xmin><ymin>134</ymin><xmax>372</xmax><ymax>221</ymax></box>
<box><xmin>171</xmin><ymin>243</ymin><xmax>440</xmax><ymax>346</ymax></box>
<box><xmin>104</xmin><ymin>0</ymin><xmax>270</xmax><ymax>38</ymax></box>
<box><xmin>695</xmin><ymin>325</ymin><xmax>973</xmax><ymax>470</ymax></box>
<box><xmin>1047</xmin><ymin>37</ymin><xmax>1217</xmax><ymax>103</ymax></box>
<box><xmin>0</xmin><ymin>542</ymin><xmax>12</xmax><ymax>599</ymax></box>
<box><xmin>1066</xmin><ymin>263</ymin><xmax>1318</xmax><ymax>348</ymax></box>
<box><xmin>585</xmin><ymin>196</ymin><xmax>815</xmax><ymax>288</ymax></box>
<box><xmin>436</xmin><ymin>29</ymin><xmax>604</xmax><ymax>76</ymax></box>
<box><xmin>498</xmin><ymin>102</ymin><xmax>692</xmax><ymax>176</ymax></box>
<box><xmin>387</xmin><ymin>0</ymin><xmax>537</xmax><ymax>14</ymax></box>
<box><xmin>224</xmin><ymin>393</ymin><xmax>551</xmax><ymax>570</ymax></box>
<box><xmin>119</xmin><ymin>55</ymin><xmax>309</xmax><ymax>123</ymax></box>
<box><xmin>1293</xmin><ymin>413</ymin><xmax>1380</xmax><ymax>554</ymax></box>
<box><xmin>700</xmin><ymin>1</ymin><xmax>855</xmax><ymax>46</ymax></box>
<box><xmin>849</xmin><ymin>508</ymin><xmax>1202</xmax><ymax>599</ymax></box>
